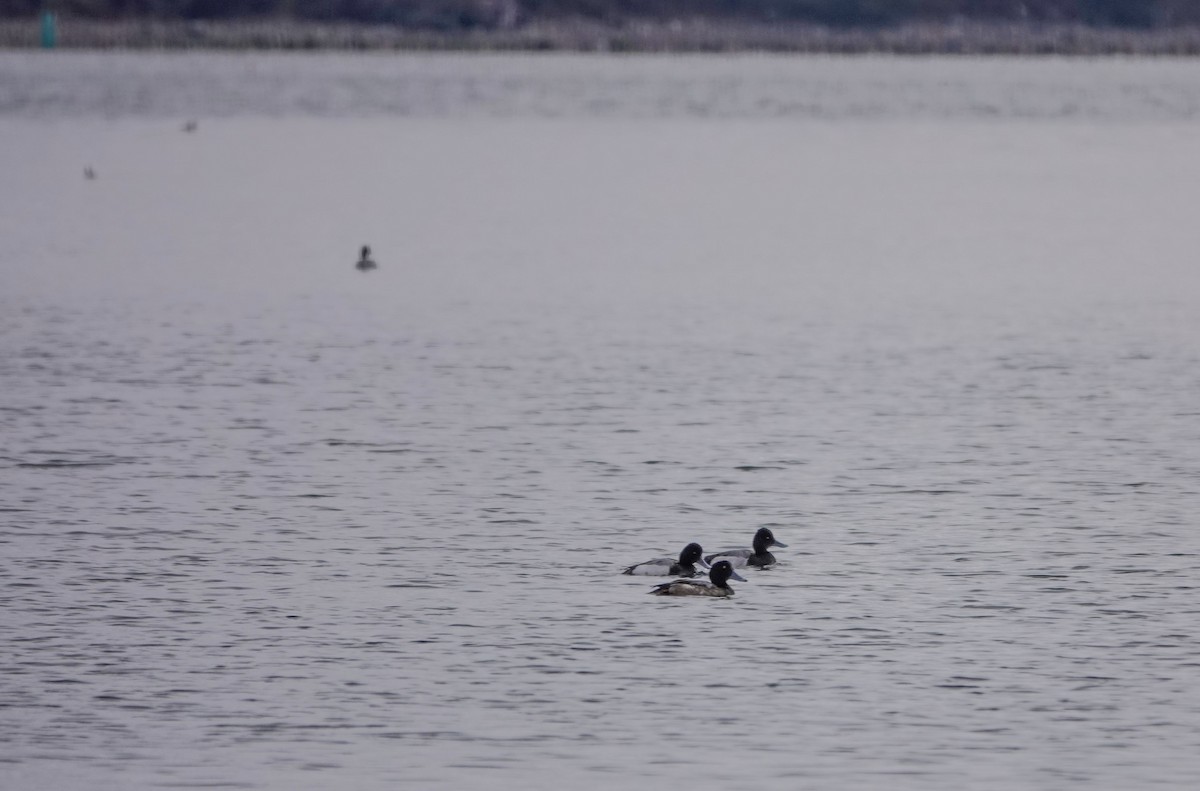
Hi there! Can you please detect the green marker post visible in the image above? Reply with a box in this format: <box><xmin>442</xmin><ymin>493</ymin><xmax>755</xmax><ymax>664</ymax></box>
<box><xmin>41</xmin><ymin>10</ymin><xmax>57</xmax><ymax>49</ymax></box>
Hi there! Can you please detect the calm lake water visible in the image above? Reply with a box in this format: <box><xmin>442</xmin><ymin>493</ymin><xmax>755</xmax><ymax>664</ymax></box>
<box><xmin>3</xmin><ymin>52</ymin><xmax>1200</xmax><ymax>790</ymax></box>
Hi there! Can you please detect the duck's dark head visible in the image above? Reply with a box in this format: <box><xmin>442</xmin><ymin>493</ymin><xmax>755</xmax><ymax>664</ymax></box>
<box><xmin>360</xmin><ymin>245</ymin><xmax>371</xmax><ymax>260</ymax></box>
<box><xmin>710</xmin><ymin>560</ymin><xmax>747</xmax><ymax>588</ymax></box>
<box><xmin>753</xmin><ymin>527</ymin><xmax>786</xmax><ymax>553</ymax></box>
<box><xmin>680</xmin><ymin>542</ymin><xmax>709</xmax><ymax>569</ymax></box>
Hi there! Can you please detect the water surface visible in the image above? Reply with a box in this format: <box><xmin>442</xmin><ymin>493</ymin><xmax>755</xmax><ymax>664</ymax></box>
<box><xmin>3</xmin><ymin>53</ymin><xmax>1200</xmax><ymax>790</ymax></box>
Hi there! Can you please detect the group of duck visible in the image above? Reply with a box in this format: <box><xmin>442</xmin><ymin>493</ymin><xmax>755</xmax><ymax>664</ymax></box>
<box><xmin>622</xmin><ymin>526</ymin><xmax>787</xmax><ymax>598</ymax></box>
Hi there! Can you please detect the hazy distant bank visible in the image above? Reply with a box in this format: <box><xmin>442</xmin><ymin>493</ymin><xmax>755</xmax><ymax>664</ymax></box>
<box><xmin>5</xmin><ymin>18</ymin><xmax>1200</xmax><ymax>54</ymax></box>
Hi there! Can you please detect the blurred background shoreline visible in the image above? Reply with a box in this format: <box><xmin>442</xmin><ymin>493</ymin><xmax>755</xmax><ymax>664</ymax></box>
<box><xmin>4</xmin><ymin>18</ymin><xmax>1200</xmax><ymax>54</ymax></box>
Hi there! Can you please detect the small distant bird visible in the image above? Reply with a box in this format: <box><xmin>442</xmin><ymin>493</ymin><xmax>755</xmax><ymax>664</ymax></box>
<box><xmin>182</xmin><ymin>120</ymin><xmax>198</xmax><ymax>133</ymax></box>
<box><xmin>84</xmin><ymin>166</ymin><xmax>96</xmax><ymax>180</ymax></box>
<box><xmin>355</xmin><ymin>245</ymin><xmax>377</xmax><ymax>272</ymax></box>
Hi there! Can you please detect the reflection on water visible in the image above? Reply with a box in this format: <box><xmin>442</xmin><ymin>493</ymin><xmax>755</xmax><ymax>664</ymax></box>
<box><xmin>2</xmin><ymin>53</ymin><xmax>1200</xmax><ymax>790</ymax></box>
<box><xmin>3</xmin><ymin>51</ymin><xmax>1200</xmax><ymax>120</ymax></box>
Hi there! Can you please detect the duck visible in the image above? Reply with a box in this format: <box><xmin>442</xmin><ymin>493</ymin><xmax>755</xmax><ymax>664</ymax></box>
<box><xmin>355</xmin><ymin>245</ymin><xmax>377</xmax><ymax>271</ymax></box>
<box><xmin>704</xmin><ymin>526</ymin><xmax>787</xmax><ymax>568</ymax></box>
<box><xmin>622</xmin><ymin>542</ymin><xmax>709</xmax><ymax>577</ymax></box>
<box><xmin>649</xmin><ymin>560</ymin><xmax>746</xmax><ymax>597</ymax></box>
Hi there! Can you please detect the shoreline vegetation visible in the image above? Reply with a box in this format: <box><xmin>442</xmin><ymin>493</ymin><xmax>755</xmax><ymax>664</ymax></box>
<box><xmin>4</xmin><ymin>18</ymin><xmax>1200</xmax><ymax>54</ymax></box>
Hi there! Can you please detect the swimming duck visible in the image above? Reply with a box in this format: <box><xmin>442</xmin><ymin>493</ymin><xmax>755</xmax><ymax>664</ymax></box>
<box><xmin>649</xmin><ymin>560</ymin><xmax>746</xmax><ymax>597</ymax></box>
<box><xmin>622</xmin><ymin>542</ymin><xmax>709</xmax><ymax>577</ymax></box>
<box><xmin>355</xmin><ymin>245</ymin><xmax>377</xmax><ymax>271</ymax></box>
<box><xmin>704</xmin><ymin>526</ymin><xmax>787</xmax><ymax>568</ymax></box>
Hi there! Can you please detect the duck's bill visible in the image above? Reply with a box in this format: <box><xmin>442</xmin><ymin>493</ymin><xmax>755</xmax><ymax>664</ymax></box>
<box><xmin>773</xmin><ymin>540</ymin><xmax>788</xmax><ymax>548</ymax></box>
<box><xmin>698</xmin><ymin>557</ymin><xmax>712</xmax><ymax>570</ymax></box>
<box><xmin>729</xmin><ymin>569</ymin><xmax>748</xmax><ymax>582</ymax></box>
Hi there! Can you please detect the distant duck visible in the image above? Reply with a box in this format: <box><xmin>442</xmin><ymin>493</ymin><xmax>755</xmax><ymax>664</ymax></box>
<box><xmin>355</xmin><ymin>245</ymin><xmax>377</xmax><ymax>272</ymax></box>
<box><xmin>705</xmin><ymin>527</ymin><xmax>787</xmax><ymax>569</ymax></box>
<box><xmin>84</xmin><ymin>166</ymin><xmax>96</xmax><ymax>180</ymax></box>
<box><xmin>649</xmin><ymin>560</ymin><xmax>746</xmax><ymax>597</ymax></box>
<box><xmin>622</xmin><ymin>543</ymin><xmax>709</xmax><ymax>577</ymax></box>
<box><xmin>182</xmin><ymin>120</ymin><xmax>198</xmax><ymax>133</ymax></box>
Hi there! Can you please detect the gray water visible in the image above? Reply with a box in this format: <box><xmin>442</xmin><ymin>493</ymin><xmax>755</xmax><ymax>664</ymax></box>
<box><xmin>3</xmin><ymin>52</ymin><xmax>1200</xmax><ymax>790</ymax></box>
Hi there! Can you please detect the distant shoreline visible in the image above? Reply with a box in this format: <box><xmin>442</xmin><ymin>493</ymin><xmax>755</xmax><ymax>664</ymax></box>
<box><xmin>4</xmin><ymin>18</ymin><xmax>1200</xmax><ymax>55</ymax></box>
